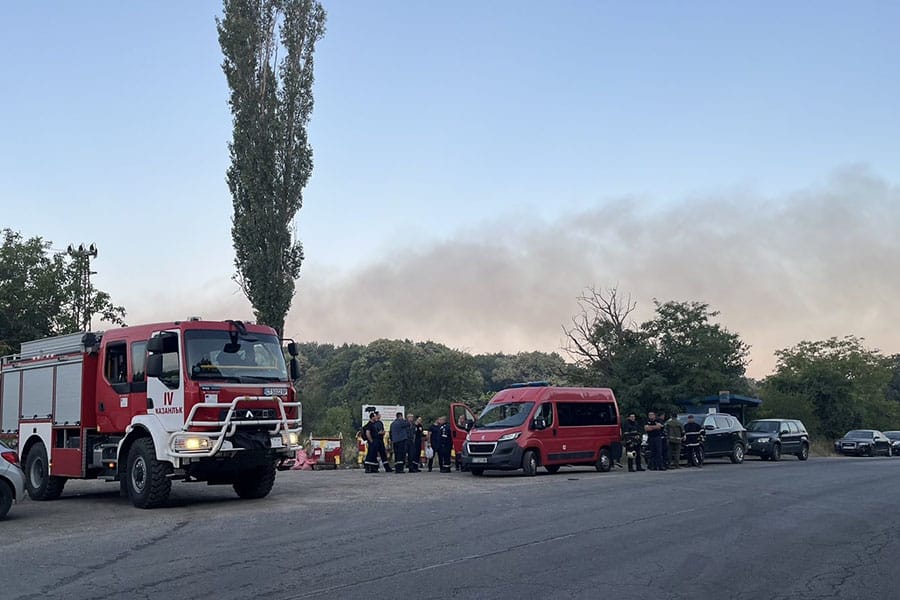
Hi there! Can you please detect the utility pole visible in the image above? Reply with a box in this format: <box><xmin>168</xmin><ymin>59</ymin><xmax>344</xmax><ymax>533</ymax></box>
<box><xmin>66</xmin><ymin>243</ymin><xmax>98</xmax><ymax>331</ymax></box>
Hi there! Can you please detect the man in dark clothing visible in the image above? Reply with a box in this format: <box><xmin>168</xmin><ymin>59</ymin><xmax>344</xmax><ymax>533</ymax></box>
<box><xmin>390</xmin><ymin>411</ymin><xmax>410</xmax><ymax>473</ymax></box>
<box><xmin>683</xmin><ymin>414</ymin><xmax>704</xmax><ymax>467</ymax></box>
<box><xmin>645</xmin><ymin>411</ymin><xmax>665</xmax><ymax>471</ymax></box>
<box><xmin>372</xmin><ymin>412</ymin><xmax>392</xmax><ymax>472</ymax></box>
<box><xmin>363</xmin><ymin>413</ymin><xmax>391</xmax><ymax>473</ymax></box>
<box><xmin>436</xmin><ymin>416</ymin><xmax>453</xmax><ymax>473</ymax></box>
<box><xmin>407</xmin><ymin>415</ymin><xmax>423</xmax><ymax>472</ymax></box>
<box><xmin>427</xmin><ymin>418</ymin><xmax>441</xmax><ymax>472</ymax></box>
<box><xmin>665</xmin><ymin>412</ymin><xmax>685</xmax><ymax>469</ymax></box>
<box><xmin>623</xmin><ymin>413</ymin><xmax>644</xmax><ymax>472</ymax></box>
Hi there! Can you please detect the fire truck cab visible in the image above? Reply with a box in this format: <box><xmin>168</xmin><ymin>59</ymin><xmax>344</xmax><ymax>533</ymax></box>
<box><xmin>0</xmin><ymin>319</ymin><xmax>302</xmax><ymax>508</ymax></box>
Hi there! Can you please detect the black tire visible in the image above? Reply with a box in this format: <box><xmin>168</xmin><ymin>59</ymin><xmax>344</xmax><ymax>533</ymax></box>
<box><xmin>233</xmin><ymin>461</ymin><xmax>277</xmax><ymax>499</ymax></box>
<box><xmin>127</xmin><ymin>438</ymin><xmax>173</xmax><ymax>509</ymax></box>
<box><xmin>595</xmin><ymin>448</ymin><xmax>612</xmax><ymax>472</ymax></box>
<box><xmin>545</xmin><ymin>465</ymin><xmax>560</xmax><ymax>474</ymax></box>
<box><xmin>0</xmin><ymin>480</ymin><xmax>12</xmax><ymax>519</ymax></box>
<box><xmin>770</xmin><ymin>444</ymin><xmax>781</xmax><ymax>462</ymax></box>
<box><xmin>729</xmin><ymin>442</ymin><xmax>745</xmax><ymax>464</ymax></box>
<box><xmin>470</xmin><ymin>468</ymin><xmax>484</xmax><ymax>476</ymax></box>
<box><xmin>24</xmin><ymin>442</ymin><xmax>66</xmax><ymax>500</ymax></box>
<box><xmin>797</xmin><ymin>443</ymin><xmax>809</xmax><ymax>461</ymax></box>
<box><xmin>867</xmin><ymin>445</ymin><xmax>876</xmax><ymax>457</ymax></box>
<box><xmin>522</xmin><ymin>450</ymin><xmax>539</xmax><ymax>476</ymax></box>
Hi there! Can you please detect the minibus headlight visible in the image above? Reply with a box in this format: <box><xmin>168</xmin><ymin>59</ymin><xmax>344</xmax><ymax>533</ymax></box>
<box><xmin>498</xmin><ymin>432</ymin><xmax>521</xmax><ymax>442</ymax></box>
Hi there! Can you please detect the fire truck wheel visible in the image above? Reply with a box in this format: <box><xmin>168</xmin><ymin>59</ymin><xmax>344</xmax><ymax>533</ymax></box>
<box><xmin>0</xmin><ymin>481</ymin><xmax>12</xmax><ymax>519</ymax></box>
<box><xmin>233</xmin><ymin>461</ymin><xmax>276</xmax><ymax>499</ymax></box>
<box><xmin>126</xmin><ymin>438</ymin><xmax>173</xmax><ymax>509</ymax></box>
<box><xmin>24</xmin><ymin>442</ymin><xmax>66</xmax><ymax>501</ymax></box>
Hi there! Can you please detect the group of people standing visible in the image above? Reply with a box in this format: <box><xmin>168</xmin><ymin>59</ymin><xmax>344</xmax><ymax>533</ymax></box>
<box><xmin>621</xmin><ymin>411</ymin><xmax>704</xmax><ymax>471</ymax></box>
<box><xmin>361</xmin><ymin>412</ymin><xmax>454</xmax><ymax>473</ymax></box>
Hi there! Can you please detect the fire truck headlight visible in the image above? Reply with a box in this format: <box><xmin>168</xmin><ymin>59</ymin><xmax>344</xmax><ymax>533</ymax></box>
<box><xmin>173</xmin><ymin>436</ymin><xmax>211</xmax><ymax>452</ymax></box>
<box><xmin>281</xmin><ymin>432</ymin><xmax>300</xmax><ymax>446</ymax></box>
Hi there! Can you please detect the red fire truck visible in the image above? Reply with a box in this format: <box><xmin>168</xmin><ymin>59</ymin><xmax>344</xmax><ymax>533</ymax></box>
<box><xmin>0</xmin><ymin>319</ymin><xmax>302</xmax><ymax>508</ymax></box>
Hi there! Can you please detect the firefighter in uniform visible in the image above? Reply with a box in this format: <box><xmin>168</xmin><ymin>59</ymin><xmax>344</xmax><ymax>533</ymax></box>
<box><xmin>683</xmin><ymin>414</ymin><xmax>704</xmax><ymax>467</ymax></box>
<box><xmin>427</xmin><ymin>418</ymin><xmax>441</xmax><ymax>472</ymax></box>
<box><xmin>390</xmin><ymin>411</ymin><xmax>410</xmax><ymax>473</ymax></box>
<box><xmin>623</xmin><ymin>413</ymin><xmax>644</xmax><ymax>472</ymax></box>
<box><xmin>436</xmin><ymin>416</ymin><xmax>452</xmax><ymax>473</ymax></box>
<box><xmin>645</xmin><ymin>411</ymin><xmax>665</xmax><ymax>470</ymax></box>
<box><xmin>665</xmin><ymin>412</ymin><xmax>684</xmax><ymax>469</ymax></box>
<box><xmin>363</xmin><ymin>413</ymin><xmax>380</xmax><ymax>473</ymax></box>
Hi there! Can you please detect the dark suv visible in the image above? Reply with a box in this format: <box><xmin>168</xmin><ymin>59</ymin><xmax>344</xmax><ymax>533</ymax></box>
<box><xmin>745</xmin><ymin>419</ymin><xmax>810</xmax><ymax>461</ymax></box>
<box><xmin>677</xmin><ymin>413</ymin><xmax>748</xmax><ymax>464</ymax></box>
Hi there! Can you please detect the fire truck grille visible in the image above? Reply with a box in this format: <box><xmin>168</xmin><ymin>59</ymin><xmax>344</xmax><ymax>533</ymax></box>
<box><xmin>220</xmin><ymin>408</ymin><xmax>276</xmax><ymax>421</ymax></box>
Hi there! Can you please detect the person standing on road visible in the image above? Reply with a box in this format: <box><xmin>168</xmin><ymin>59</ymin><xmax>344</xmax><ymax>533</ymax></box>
<box><xmin>427</xmin><ymin>418</ymin><xmax>441</xmax><ymax>472</ymax></box>
<box><xmin>645</xmin><ymin>411</ymin><xmax>665</xmax><ymax>471</ymax></box>
<box><xmin>665</xmin><ymin>412</ymin><xmax>684</xmax><ymax>469</ymax></box>
<box><xmin>683</xmin><ymin>414</ymin><xmax>703</xmax><ymax>467</ymax></box>
<box><xmin>390</xmin><ymin>412</ymin><xmax>411</xmax><ymax>473</ymax></box>
<box><xmin>363</xmin><ymin>413</ymin><xmax>387</xmax><ymax>473</ymax></box>
<box><xmin>623</xmin><ymin>413</ymin><xmax>644</xmax><ymax>472</ymax></box>
<box><xmin>436</xmin><ymin>416</ymin><xmax>453</xmax><ymax>473</ymax></box>
<box><xmin>404</xmin><ymin>413</ymin><xmax>421</xmax><ymax>473</ymax></box>
<box><xmin>372</xmin><ymin>412</ymin><xmax>392</xmax><ymax>472</ymax></box>
<box><xmin>659</xmin><ymin>412</ymin><xmax>670</xmax><ymax>469</ymax></box>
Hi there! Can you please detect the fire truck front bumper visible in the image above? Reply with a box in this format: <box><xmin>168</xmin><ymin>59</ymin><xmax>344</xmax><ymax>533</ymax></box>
<box><xmin>167</xmin><ymin>429</ymin><xmax>301</xmax><ymax>459</ymax></box>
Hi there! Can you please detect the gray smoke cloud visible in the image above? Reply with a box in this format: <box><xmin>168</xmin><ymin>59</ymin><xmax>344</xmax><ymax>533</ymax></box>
<box><xmin>123</xmin><ymin>166</ymin><xmax>900</xmax><ymax>379</ymax></box>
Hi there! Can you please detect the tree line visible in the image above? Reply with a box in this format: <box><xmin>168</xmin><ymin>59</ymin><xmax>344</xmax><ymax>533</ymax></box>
<box><xmin>3</xmin><ymin>231</ymin><xmax>898</xmax><ymax>442</ymax></box>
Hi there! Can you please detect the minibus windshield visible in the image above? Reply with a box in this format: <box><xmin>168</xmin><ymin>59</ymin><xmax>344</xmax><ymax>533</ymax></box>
<box><xmin>474</xmin><ymin>402</ymin><xmax>535</xmax><ymax>429</ymax></box>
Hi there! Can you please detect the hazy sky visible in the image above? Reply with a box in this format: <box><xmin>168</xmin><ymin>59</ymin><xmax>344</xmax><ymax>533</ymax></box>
<box><xmin>2</xmin><ymin>2</ymin><xmax>898</xmax><ymax>378</ymax></box>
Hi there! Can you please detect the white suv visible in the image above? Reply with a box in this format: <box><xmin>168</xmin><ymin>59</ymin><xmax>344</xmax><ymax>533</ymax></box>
<box><xmin>1</xmin><ymin>440</ymin><xmax>26</xmax><ymax>519</ymax></box>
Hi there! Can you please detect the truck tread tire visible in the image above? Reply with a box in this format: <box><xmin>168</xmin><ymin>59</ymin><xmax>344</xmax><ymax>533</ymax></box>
<box><xmin>0</xmin><ymin>480</ymin><xmax>12</xmax><ymax>519</ymax></box>
<box><xmin>127</xmin><ymin>438</ymin><xmax>173</xmax><ymax>509</ymax></box>
<box><xmin>24</xmin><ymin>442</ymin><xmax>67</xmax><ymax>500</ymax></box>
<box><xmin>522</xmin><ymin>450</ymin><xmax>538</xmax><ymax>477</ymax></box>
<box><xmin>233</xmin><ymin>461</ymin><xmax>277</xmax><ymax>499</ymax></box>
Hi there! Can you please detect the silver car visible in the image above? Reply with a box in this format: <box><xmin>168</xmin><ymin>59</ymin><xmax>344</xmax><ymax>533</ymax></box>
<box><xmin>1</xmin><ymin>440</ymin><xmax>26</xmax><ymax>519</ymax></box>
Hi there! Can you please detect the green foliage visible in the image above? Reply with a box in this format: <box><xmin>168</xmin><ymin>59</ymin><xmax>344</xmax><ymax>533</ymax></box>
<box><xmin>295</xmin><ymin>340</ymin><xmax>572</xmax><ymax>438</ymax></box>
<box><xmin>218</xmin><ymin>0</ymin><xmax>326</xmax><ymax>335</ymax></box>
<box><xmin>565</xmin><ymin>288</ymin><xmax>749</xmax><ymax>417</ymax></box>
<box><xmin>0</xmin><ymin>229</ymin><xmax>125</xmax><ymax>354</ymax></box>
<box><xmin>761</xmin><ymin>336</ymin><xmax>899</xmax><ymax>439</ymax></box>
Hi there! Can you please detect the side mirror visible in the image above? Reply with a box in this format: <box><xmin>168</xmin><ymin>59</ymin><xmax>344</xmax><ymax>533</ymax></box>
<box><xmin>289</xmin><ymin>357</ymin><xmax>301</xmax><ymax>381</ymax></box>
<box><xmin>147</xmin><ymin>332</ymin><xmax>178</xmax><ymax>354</ymax></box>
<box><xmin>286</xmin><ymin>342</ymin><xmax>299</xmax><ymax>357</ymax></box>
<box><xmin>533</xmin><ymin>417</ymin><xmax>547</xmax><ymax>430</ymax></box>
<box><xmin>704</xmin><ymin>424</ymin><xmax>716</xmax><ymax>431</ymax></box>
<box><xmin>146</xmin><ymin>354</ymin><xmax>163</xmax><ymax>378</ymax></box>
<box><xmin>780</xmin><ymin>429</ymin><xmax>789</xmax><ymax>435</ymax></box>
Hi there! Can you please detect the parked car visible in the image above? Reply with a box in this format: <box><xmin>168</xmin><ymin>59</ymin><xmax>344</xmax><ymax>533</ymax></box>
<box><xmin>882</xmin><ymin>431</ymin><xmax>900</xmax><ymax>456</ymax></box>
<box><xmin>1</xmin><ymin>441</ymin><xmax>27</xmax><ymax>519</ymax></box>
<box><xmin>745</xmin><ymin>419</ymin><xmax>810</xmax><ymax>461</ymax></box>
<box><xmin>676</xmin><ymin>413</ymin><xmax>747</xmax><ymax>464</ymax></box>
<box><xmin>834</xmin><ymin>430</ymin><xmax>892</xmax><ymax>457</ymax></box>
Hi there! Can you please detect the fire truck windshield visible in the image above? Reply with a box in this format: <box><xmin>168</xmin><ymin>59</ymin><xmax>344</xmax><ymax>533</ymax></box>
<box><xmin>184</xmin><ymin>330</ymin><xmax>288</xmax><ymax>383</ymax></box>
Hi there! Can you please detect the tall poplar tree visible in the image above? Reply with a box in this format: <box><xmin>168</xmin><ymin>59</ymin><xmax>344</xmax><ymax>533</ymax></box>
<box><xmin>217</xmin><ymin>0</ymin><xmax>326</xmax><ymax>335</ymax></box>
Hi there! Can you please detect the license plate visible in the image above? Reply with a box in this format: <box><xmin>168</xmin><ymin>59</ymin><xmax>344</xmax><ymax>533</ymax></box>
<box><xmin>270</xmin><ymin>437</ymin><xmax>284</xmax><ymax>448</ymax></box>
<box><xmin>472</xmin><ymin>457</ymin><xmax>487</xmax><ymax>463</ymax></box>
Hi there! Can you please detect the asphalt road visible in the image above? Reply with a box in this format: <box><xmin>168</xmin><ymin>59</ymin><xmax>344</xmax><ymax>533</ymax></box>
<box><xmin>3</xmin><ymin>455</ymin><xmax>899</xmax><ymax>600</ymax></box>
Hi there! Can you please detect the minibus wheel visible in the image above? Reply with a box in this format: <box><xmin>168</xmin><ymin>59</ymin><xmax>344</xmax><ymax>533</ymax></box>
<box><xmin>595</xmin><ymin>448</ymin><xmax>612</xmax><ymax>472</ymax></box>
<box><xmin>522</xmin><ymin>450</ymin><xmax>539</xmax><ymax>476</ymax></box>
